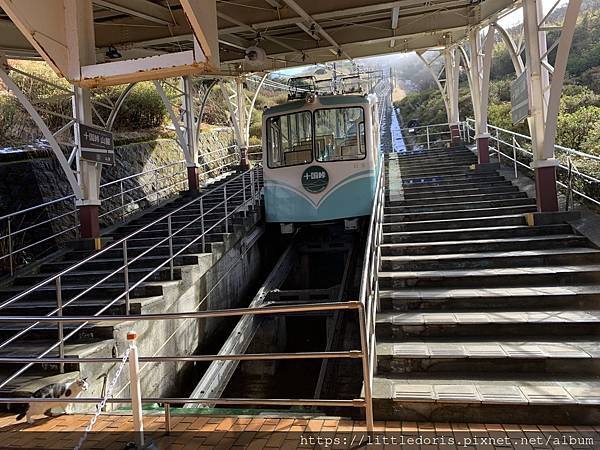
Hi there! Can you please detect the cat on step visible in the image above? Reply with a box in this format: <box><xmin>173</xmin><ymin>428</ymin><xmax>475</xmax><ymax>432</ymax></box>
<box><xmin>16</xmin><ymin>378</ymin><xmax>89</xmax><ymax>424</ymax></box>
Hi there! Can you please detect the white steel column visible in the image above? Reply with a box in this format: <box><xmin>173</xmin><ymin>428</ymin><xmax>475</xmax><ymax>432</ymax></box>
<box><xmin>468</xmin><ymin>26</ymin><xmax>495</xmax><ymax>164</ymax></box>
<box><xmin>182</xmin><ymin>76</ymin><xmax>201</xmax><ymax>191</ymax></box>
<box><xmin>235</xmin><ymin>78</ymin><xmax>250</xmax><ymax>169</ymax></box>
<box><xmin>220</xmin><ymin>76</ymin><xmax>267</xmax><ymax>170</ymax></box>
<box><xmin>445</xmin><ymin>46</ymin><xmax>461</xmax><ymax>144</ymax></box>
<box><xmin>70</xmin><ymin>0</ymin><xmax>102</xmax><ymax>240</ymax></box>
<box><xmin>523</xmin><ymin>0</ymin><xmax>582</xmax><ymax>212</ymax></box>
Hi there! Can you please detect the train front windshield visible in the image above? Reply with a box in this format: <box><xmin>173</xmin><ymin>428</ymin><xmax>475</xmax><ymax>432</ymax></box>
<box><xmin>267</xmin><ymin>106</ymin><xmax>366</xmax><ymax>168</ymax></box>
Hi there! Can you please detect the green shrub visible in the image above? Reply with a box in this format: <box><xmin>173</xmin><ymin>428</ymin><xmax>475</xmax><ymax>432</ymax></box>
<box><xmin>557</xmin><ymin>105</ymin><xmax>600</xmax><ymax>150</ymax></box>
<box><xmin>110</xmin><ymin>82</ymin><xmax>167</xmax><ymax>131</ymax></box>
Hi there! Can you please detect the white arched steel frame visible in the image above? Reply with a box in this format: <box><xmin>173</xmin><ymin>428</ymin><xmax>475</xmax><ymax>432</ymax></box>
<box><xmin>153</xmin><ymin>78</ymin><xmax>195</xmax><ymax>166</ymax></box>
<box><xmin>494</xmin><ymin>22</ymin><xmax>525</xmax><ymax>76</ymax></box>
<box><xmin>0</xmin><ymin>58</ymin><xmax>83</xmax><ymax>199</ymax></box>
<box><xmin>416</xmin><ymin>50</ymin><xmax>450</xmax><ymax>122</ymax></box>
<box><xmin>219</xmin><ymin>76</ymin><xmax>267</xmax><ymax>148</ymax></box>
<box><xmin>245</xmin><ymin>74</ymin><xmax>268</xmax><ymax>143</ymax></box>
<box><xmin>106</xmin><ymin>83</ymin><xmax>137</xmax><ymax>132</ymax></box>
<box><xmin>195</xmin><ymin>78</ymin><xmax>219</xmax><ymax>139</ymax></box>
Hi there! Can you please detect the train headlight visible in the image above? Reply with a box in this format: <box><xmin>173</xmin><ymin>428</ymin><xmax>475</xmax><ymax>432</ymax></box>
<box><xmin>306</xmin><ymin>93</ymin><xmax>316</xmax><ymax>104</ymax></box>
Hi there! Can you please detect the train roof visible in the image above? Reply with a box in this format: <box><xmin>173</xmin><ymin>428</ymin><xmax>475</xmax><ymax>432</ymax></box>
<box><xmin>263</xmin><ymin>94</ymin><xmax>373</xmax><ymax>116</ymax></box>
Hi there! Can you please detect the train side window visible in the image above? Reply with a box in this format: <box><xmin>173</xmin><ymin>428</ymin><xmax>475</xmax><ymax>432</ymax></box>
<box><xmin>314</xmin><ymin>107</ymin><xmax>366</xmax><ymax>162</ymax></box>
<box><xmin>267</xmin><ymin>111</ymin><xmax>313</xmax><ymax>168</ymax></box>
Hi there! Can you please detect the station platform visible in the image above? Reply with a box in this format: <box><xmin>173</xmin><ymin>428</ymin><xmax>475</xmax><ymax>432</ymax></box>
<box><xmin>1</xmin><ymin>413</ymin><xmax>598</xmax><ymax>449</ymax></box>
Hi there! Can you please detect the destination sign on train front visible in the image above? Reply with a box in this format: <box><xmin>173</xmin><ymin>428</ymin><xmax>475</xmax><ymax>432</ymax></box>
<box><xmin>79</xmin><ymin>124</ymin><xmax>115</xmax><ymax>165</ymax></box>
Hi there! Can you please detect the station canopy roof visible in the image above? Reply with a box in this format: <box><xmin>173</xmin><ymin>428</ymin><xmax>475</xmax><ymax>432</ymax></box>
<box><xmin>0</xmin><ymin>0</ymin><xmax>518</xmax><ymax>83</ymax></box>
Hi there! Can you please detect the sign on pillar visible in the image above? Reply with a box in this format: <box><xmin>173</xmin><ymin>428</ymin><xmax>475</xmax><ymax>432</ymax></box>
<box><xmin>79</xmin><ymin>124</ymin><xmax>115</xmax><ymax>165</ymax></box>
<box><xmin>76</xmin><ymin>124</ymin><xmax>113</xmax><ymax>243</ymax></box>
<box><xmin>511</xmin><ymin>71</ymin><xmax>530</xmax><ymax>125</ymax></box>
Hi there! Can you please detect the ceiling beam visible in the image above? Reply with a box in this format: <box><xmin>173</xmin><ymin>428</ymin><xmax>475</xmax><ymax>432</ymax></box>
<box><xmin>217</xmin><ymin>11</ymin><xmax>298</xmax><ymax>53</ymax></box>
<box><xmin>263</xmin><ymin>0</ymin><xmax>282</xmax><ymax>8</ymax></box>
<box><xmin>218</xmin><ymin>0</ymin><xmax>476</xmax><ymax>35</ymax></box>
<box><xmin>280</xmin><ymin>0</ymin><xmax>351</xmax><ymax>59</ymax></box>
<box><xmin>93</xmin><ymin>0</ymin><xmax>174</xmax><ymax>25</ymax></box>
<box><xmin>296</xmin><ymin>22</ymin><xmax>320</xmax><ymax>41</ymax></box>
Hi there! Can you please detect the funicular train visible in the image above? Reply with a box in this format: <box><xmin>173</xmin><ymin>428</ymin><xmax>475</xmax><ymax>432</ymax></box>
<box><xmin>262</xmin><ymin>75</ymin><xmax>383</xmax><ymax>231</ymax></box>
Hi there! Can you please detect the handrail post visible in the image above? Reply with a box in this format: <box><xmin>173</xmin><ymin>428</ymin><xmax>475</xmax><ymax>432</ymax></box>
<box><xmin>56</xmin><ymin>276</ymin><xmax>64</xmax><ymax>374</ymax></box>
<box><xmin>123</xmin><ymin>241</ymin><xmax>130</xmax><ymax>315</ymax></box>
<box><xmin>120</xmin><ymin>180</ymin><xmax>125</xmax><ymax>221</ymax></box>
<box><xmin>250</xmin><ymin>169</ymin><xmax>256</xmax><ymax>207</ymax></box>
<box><xmin>512</xmin><ymin>136</ymin><xmax>518</xmax><ymax>178</ymax></box>
<box><xmin>164</xmin><ymin>403</ymin><xmax>171</xmax><ymax>435</ymax></box>
<box><xmin>7</xmin><ymin>217</ymin><xmax>13</xmax><ymax>276</ymax></box>
<box><xmin>242</xmin><ymin>172</ymin><xmax>247</xmax><ymax>217</ymax></box>
<box><xmin>426</xmin><ymin>126</ymin><xmax>430</xmax><ymax>149</ymax></box>
<box><xmin>200</xmin><ymin>198</ymin><xmax>205</xmax><ymax>253</ymax></box>
<box><xmin>566</xmin><ymin>157</ymin><xmax>573</xmax><ymax>211</ymax></box>
<box><xmin>127</xmin><ymin>331</ymin><xmax>144</xmax><ymax>449</ymax></box>
<box><xmin>357</xmin><ymin>304</ymin><xmax>374</xmax><ymax>433</ymax></box>
<box><xmin>496</xmin><ymin>128</ymin><xmax>501</xmax><ymax>163</ymax></box>
<box><xmin>155</xmin><ymin>170</ymin><xmax>159</xmax><ymax>203</ymax></box>
<box><xmin>224</xmin><ymin>185</ymin><xmax>229</xmax><ymax>234</ymax></box>
<box><xmin>167</xmin><ymin>216</ymin><xmax>174</xmax><ymax>280</ymax></box>
<box><xmin>256</xmin><ymin>166</ymin><xmax>261</xmax><ymax>206</ymax></box>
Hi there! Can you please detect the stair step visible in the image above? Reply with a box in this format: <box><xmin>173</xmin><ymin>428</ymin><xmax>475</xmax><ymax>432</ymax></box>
<box><xmin>394</xmin><ymin>191</ymin><xmax>528</xmax><ymax>206</ymax></box>
<box><xmin>381</xmin><ymin>234</ymin><xmax>589</xmax><ymax>255</ymax></box>
<box><xmin>400</xmin><ymin>173</ymin><xmax>501</xmax><ymax>185</ymax></box>
<box><xmin>403</xmin><ymin>185</ymin><xmax>519</xmax><ymax>200</ymax></box>
<box><xmin>385</xmin><ymin>197</ymin><xmax>536</xmax><ymax>213</ymax></box>
<box><xmin>371</xmin><ymin>376</ymin><xmax>600</xmax><ymax>424</ymax></box>
<box><xmin>0</xmin><ymin>282</ymin><xmax>164</xmax><ymax>303</ymax></box>
<box><xmin>381</xmin><ymin>247</ymin><xmax>600</xmax><ymax>271</ymax></box>
<box><xmin>376</xmin><ymin>310</ymin><xmax>600</xmax><ymax>338</ymax></box>
<box><xmin>42</xmin><ymin>254</ymin><xmax>201</xmax><ymax>272</ymax></box>
<box><xmin>383</xmin><ymin>214</ymin><xmax>527</xmax><ymax>232</ymax></box>
<box><xmin>379</xmin><ymin>284</ymin><xmax>600</xmax><ymax>311</ymax></box>
<box><xmin>13</xmin><ymin>266</ymin><xmax>182</xmax><ymax>286</ymax></box>
<box><xmin>0</xmin><ymin>296</ymin><xmax>162</xmax><ymax>316</ymax></box>
<box><xmin>0</xmin><ymin>339</ymin><xmax>114</xmax><ymax>376</ymax></box>
<box><xmin>0</xmin><ymin>321</ymin><xmax>115</xmax><ymax>341</ymax></box>
<box><xmin>400</xmin><ymin>176</ymin><xmax>507</xmax><ymax>190</ymax></box>
<box><xmin>376</xmin><ymin>339</ymin><xmax>600</xmax><ymax>374</ymax></box>
<box><xmin>379</xmin><ymin>263</ymin><xmax>600</xmax><ymax>289</ymax></box>
<box><xmin>383</xmin><ymin>224</ymin><xmax>573</xmax><ymax>244</ymax></box>
<box><xmin>384</xmin><ymin>205</ymin><xmax>537</xmax><ymax>222</ymax></box>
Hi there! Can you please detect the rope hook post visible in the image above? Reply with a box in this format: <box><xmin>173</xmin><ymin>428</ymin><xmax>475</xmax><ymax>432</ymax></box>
<box><xmin>128</xmin><ymin>331</ymin><xmax>144</xmax><ymax>448</ymax></box>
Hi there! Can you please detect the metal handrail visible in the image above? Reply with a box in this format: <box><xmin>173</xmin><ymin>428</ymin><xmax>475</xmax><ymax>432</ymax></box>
<box><xmin>356</xmin><ymin>154</ymin><xmax>385</xmax><ymax>431</ymax></box>
<box><xmin>0</xmin><ymin>145</ymin><xmax>243</xmax><ymax>275</ymax></box>
<box><xmin>399</xmin><ymin>122</ymin><xmax>453</xmax><ymax>152</ymax></box>
<box><xmin>464</xmin><ymin>118</ymin><xmax>600</xmax><ymax>209</ymax></box>
<box><xmin>0</xmin><ymin>299</ymin><xmax>372</xmax><ymax>428</ymax></box>
<box><xmin>0</xmin><ymin>165</ymin><xmax>262</xmax><ymax>391</ymax></box>
<box><xmin>0</xmin><ymin>167</ymin><xmax>260</xmax><ymax>312</ymax></box>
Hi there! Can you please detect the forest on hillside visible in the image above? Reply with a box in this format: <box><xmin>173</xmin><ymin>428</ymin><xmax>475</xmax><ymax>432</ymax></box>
<box><xmin>396</xmin><ymin>0</ymin><xmax>600</xmax><ymax>158</ymax></box>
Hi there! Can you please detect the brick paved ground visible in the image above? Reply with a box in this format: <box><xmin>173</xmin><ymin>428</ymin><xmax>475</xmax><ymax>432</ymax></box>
<box><xmin>1</xmin><ymin>413</ymin><xmax>599</xmax><ymax>449</ymax></box>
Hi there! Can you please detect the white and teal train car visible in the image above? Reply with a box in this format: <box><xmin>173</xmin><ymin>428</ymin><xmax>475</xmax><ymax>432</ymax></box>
<box><xmin>262</xmin><ymin>94</ymin><xmax>381</xmax><ymax>227</ymax></box>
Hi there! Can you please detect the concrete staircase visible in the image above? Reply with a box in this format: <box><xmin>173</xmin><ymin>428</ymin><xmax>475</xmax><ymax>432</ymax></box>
<box><xmin>0</xmin><ymin>171</ymin><xmax>260</xmax><ymax>399</ymax></box>
<box><xmin>372</xmin><ymin>146</ymin><xmax>600</xmax><ymax>425</ymax></box>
